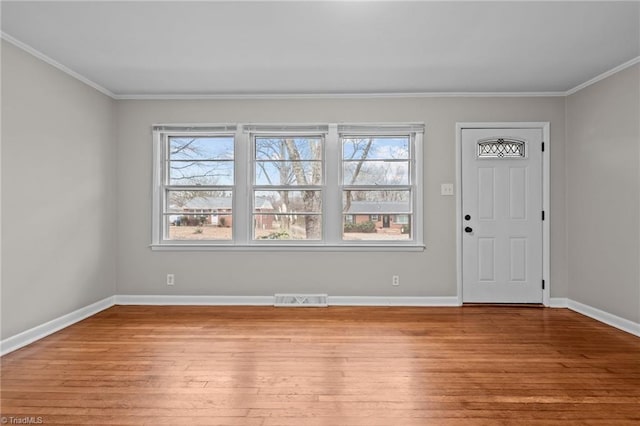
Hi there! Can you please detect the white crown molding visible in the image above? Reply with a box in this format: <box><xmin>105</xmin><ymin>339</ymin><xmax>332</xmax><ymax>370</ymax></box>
<box><xmin>1</xmin><ymin>31</ymin><xmax>116</xmax><ymax>99</ymax></box>
<box><xmin>568</xmin><ymin>300</ymin><xmax>640</xmax><ymax>338</ymax></box>
<box><xmin>566</xmin><ymin>56</ymin><xmax>640</xmax><ymax>96</ymax></box>
<box><xmin>0</xmin><ymin>296</ymin><xmax>115</xmax><ymax>356</ymax></box>
<box><xmin>113</xmin><ymin>91</ymin><xmax>568</xmax><ymax>100</ymax></box>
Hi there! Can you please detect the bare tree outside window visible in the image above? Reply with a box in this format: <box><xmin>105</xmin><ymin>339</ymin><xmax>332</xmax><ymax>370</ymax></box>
<box><xmin>166</xmin><ymin>136</ymin><xmax>234</xmax><ymax>240</ymax></box>
<box><xmin>254</xmin><ymin>137</ymin><xmax>322</xmax><ymax>239</ymax></box>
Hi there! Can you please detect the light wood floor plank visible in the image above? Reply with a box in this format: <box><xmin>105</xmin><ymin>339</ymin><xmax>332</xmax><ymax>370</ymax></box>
<box><xmin>1</xmin><ymin>306</ymin><xmax>639</xmax><ymax>425</ymax></box>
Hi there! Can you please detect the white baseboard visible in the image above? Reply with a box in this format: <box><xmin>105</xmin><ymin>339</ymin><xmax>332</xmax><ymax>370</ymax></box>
<box><xmin>114</xmin><ymin>294</ymin><xmax>460</xmax><ymax>307</ymax></box>
<box><xmin>567</xmin><ymin>299</ymin><xmax>640</xmax><ymax>338</ymax></box>
<box><xmin>0</xmin><ymin>296</ymin><xmax>115</xmax><ymax>356</ymax></box>
<box><xmin>549</xmin><ymin>297</ymin><xmax>569</xmax><ymax>308</ymax></box>
<box><xmin>3</xmin><ymin>294</ymin><xmax>636</xmax><ymax>357</ymax></box>
<box><xmin>328</xmin><ymin>296</ymin><xmax>460</xmax><ymax>306</ymax></box>
<box><xmin>115</xmin><ymin>294</ymin><xmax>274</xmax><ymax>305</ymax></box>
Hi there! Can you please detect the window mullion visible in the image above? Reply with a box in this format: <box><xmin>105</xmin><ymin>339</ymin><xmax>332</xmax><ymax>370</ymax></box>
<box><xmin>164</xmin><ymin>185</ymin><xmax>234</xmax><ymax>191</ymax></box>
<box><xmin>253</xmin><ymin>185</ymin><xmax>322</xmax><ymax>191</ymax></box>
<box><xmin>151</xmin><ymin>131</ymin><xmax>164</xmax><ymax>245</ymax></box>
<box><xmin>325</xmin><ymin>124</ymin><xmax>341</xmax><ymax>244</ymax></box>
<box><xmin>234</xmin><ymin>127</ymin><xmax>249</xmax><ymax>244</ymax></box>
<box><xmin>342</xmin><ymin>185</ymin><xmax>413</xmax><ymax>191</ymax></box>
<box><xmin>413</xmin><ymin>132</ymin><xmax>424</xmax><ymax>245</ymax></box>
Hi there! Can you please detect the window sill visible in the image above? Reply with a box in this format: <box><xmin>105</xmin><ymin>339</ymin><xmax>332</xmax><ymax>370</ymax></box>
<box><xmin>150</xmin><ymin>243</ymin><xmax>426</xmax><ymax>252</ymax></box>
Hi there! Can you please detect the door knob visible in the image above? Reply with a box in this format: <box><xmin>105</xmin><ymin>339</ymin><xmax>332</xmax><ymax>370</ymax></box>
<box><xmin>464</xmin><ymin>227</ymin><xmax>473</xmax><ymax>233</ymax></box>
<box><xmin>464</xmin><ymin>215</ymin><xmax>471</xmax><ymax>221</ymax></box>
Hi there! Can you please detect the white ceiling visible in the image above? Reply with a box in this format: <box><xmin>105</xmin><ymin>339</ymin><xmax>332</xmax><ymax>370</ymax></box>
<box><xmin>2</xmin><ymin>1</ymin><xmax>639</xmax><ymax>97</ymax></box>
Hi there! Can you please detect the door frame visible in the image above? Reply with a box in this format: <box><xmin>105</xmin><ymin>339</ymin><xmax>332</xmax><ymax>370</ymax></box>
<box><xmin>455</xmin><ymin>122</ymin><xmax>550</xmax><ymax>306</ymax></box>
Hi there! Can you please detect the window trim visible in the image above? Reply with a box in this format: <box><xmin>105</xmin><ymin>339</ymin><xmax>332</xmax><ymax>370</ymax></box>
<box><xmin>151</xmin><ymin>123</ymin><xmax>425</xmax><ymax>251</ymax></box>
<box><xmin>338</xmin><ymin>129</ymin><xmax>422</xmax><ymax>246</ymax></box>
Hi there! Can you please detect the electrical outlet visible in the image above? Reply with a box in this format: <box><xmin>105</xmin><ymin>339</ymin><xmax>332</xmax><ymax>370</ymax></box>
<box><xmin>167</xmin><ymin>274</ymin><xmax>175</xmax><ymax>286</ymax></box>
<box><xmin>392</xmin><ymin>275</ymin><xmax>400</xmax><ymax>286</ymax></box>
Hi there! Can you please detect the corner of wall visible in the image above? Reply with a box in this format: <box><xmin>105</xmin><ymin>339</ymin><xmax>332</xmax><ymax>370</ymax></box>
<box><xmin>110</xmin><ymin>98</ymin><xmax>119</xmax><ymax>298</ymax></box>
<box><xmin>563</xmin><ymin>92</ymin><xmax>571</xmax><ymax>302</ymax></box>
<box><xmin>1</xmin><ymin>40</ymin><xmax>119</xmax><ymax>340</ymax></box>
<box><xmin>564</xmin><ymin>63</ymin><xmax>640</xmax><ymax>324</ymax></box>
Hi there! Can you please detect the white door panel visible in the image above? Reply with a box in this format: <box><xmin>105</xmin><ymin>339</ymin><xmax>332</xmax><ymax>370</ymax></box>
<box><xmin>462</xmin><ymin>128</ymin><xmax>543</xmax><ymax>303</ymax></box>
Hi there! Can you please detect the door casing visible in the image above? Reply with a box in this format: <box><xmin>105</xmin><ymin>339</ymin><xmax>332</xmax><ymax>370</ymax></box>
<box><xmin>456</xmin><ymin>122</ymin><xmax>550</xmax><ymax>306</ymax></box>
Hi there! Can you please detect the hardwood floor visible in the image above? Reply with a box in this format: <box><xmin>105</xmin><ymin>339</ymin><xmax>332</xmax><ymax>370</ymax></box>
<box><xmin>2</xmin><ymin>306</ymin><xmax>640</xmax><ymax>425</ymax></box>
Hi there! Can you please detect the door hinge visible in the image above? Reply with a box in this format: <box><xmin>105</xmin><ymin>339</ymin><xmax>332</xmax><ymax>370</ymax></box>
<box><xmin>542</xmin><ymin>141</ymin><xmax>545</xmax><ymax>152</ymax></box>
<box><xmin>542</xmin><ymin>279</ymin><xmax>545</xmax><ymax>290</ymax></box>
<box><xmin>542</xmin><ymin>210</ymin><xmax>545</xmax><ymax>221</ymax></box>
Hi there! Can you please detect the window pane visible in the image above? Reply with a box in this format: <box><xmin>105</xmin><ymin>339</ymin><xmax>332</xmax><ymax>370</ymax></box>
<box><xmin>343</xmin><ymin>215</ymin><xmax>411</xmax><ymax>241</ymax></box>
<box><xmin>254</xmin><ymin>214</ymin><xmax>322</xmax><ymax>240</ymax></box>
<box><xmin>168</xmin><ymin>136</ymin><xmax>234</xmax><ymax>186</ymax></box>
<box><xmin>255</xmin><ymin>137</ymin><xmax>322</xmax><ymax>161</ymax></box>
<box><xmin>342</xmin><ymin>190</ymin><xmax>410</xmax><ymax>213</ymax></box>
<box><xmin>255</xmin><ymin>161</ymin><xmax>322</xmax><ymax>186</ymax></box>
<box><xmin>343</xmin><ymin>160</ymin><xmax>409</xmax><ymax>185</ymax></box>
<box><xmin>169</xmin><ymin>160</ymin><xmax>234</xmax><ymax>185</ymax></box>
<box><xmin>255</xmin><ymin>190</ymin><xmax>322</xmax><ymax>214</ymax></box>
<box><xmin>167</xmin><ymin>190</ymin><xmax>233</xmax><ymax>212</ymax></box>
<box><xmin>169</xmin><ymin>136</ymin><xmax>234</xmax><ymax>161</ymax></box>
<box><xmin>342</xmin><ymin>137</ymin><xmax>409</xmax><ymax>160</ymax></box>
<box><xmin>166</xmin><ymin>214</ymin><xmax>232</xmax><ymax>241</ymax></box>
<box><xmin>166</xmin><ymin>190</ymin><xmax>233</xmax><ymax>240</ymax></box>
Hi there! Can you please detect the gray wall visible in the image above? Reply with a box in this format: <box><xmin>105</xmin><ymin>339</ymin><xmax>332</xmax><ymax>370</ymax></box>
<box><xmin>1</xmin><ymin>41</ymin><xmax>117</xmax><ymax>339</ymax></box>
<box><xmin>116</xmin><ymin>97</ymin><xmax>567</xmax><ymax>299</ymax></box>
<box><xmin>566</xmin><ymin>64</ymin><xmax>640</xmax><ymax>323</ymax></box>
<box><xmin>23</xmin><ymin>37</ymin><xmax>640</xmax><ymax>341</ymax></box>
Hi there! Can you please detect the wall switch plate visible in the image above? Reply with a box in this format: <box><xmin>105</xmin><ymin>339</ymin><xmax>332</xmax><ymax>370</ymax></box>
<box><xmin>441</xmin><ymin>183</ymin><xmax>454</xmax><ymax>196</ymax></box>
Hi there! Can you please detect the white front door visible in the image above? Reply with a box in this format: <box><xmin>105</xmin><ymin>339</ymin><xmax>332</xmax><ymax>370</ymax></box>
<box><xmin>462</xmin><ymin>128</ymin><xmax>543</xmax><ymax>303</ymax></box>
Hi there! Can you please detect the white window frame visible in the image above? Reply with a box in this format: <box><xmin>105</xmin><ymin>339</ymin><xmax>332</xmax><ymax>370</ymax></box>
<box><xmin>151</xmin><ymin>123</ymin><xmax>424</xmax><ymax>251</ymax></box>
<box><xmin>152</xmin><ymin>125</ymin><xmax>238</xmax><ymax>246</ymax></box>
<box><xmin>247</xmin><ymin>126</ymin><xmax>328</xmax><ymax>245</ymax></box>
<box><xmin>338</xmin><ymin>124</ymin><xmax>423</xmax><ymax>247</ymax></box>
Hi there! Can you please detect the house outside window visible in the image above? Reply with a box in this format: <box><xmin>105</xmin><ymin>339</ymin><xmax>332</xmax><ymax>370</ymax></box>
<box><xmin>341</xmin><ymin>125</ymin><xmax>417</xmax><ymax>242</ymax></box>
<box><xmin>152</xmin><ymin>123</ymin><xmax>424</xmax><ymax>250</ymax></box>
<box><xmin>395</xmin><ymin>215</ymin><xmax>409</xmax><ymax>225</ymax></box>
